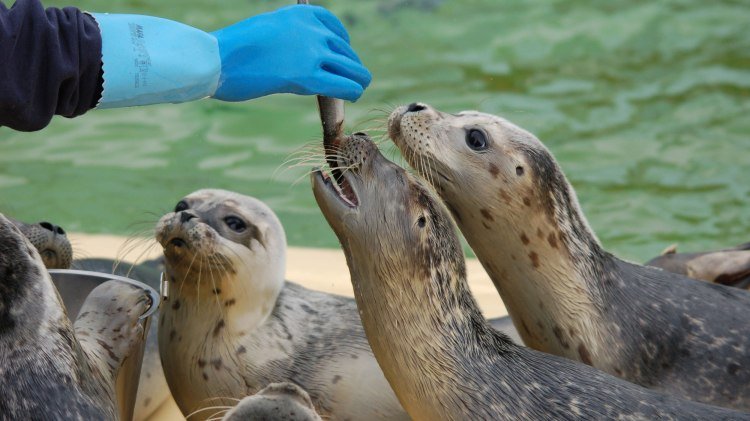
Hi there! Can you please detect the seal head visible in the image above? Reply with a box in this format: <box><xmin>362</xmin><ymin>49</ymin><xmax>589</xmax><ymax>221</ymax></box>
<box><xmin>222</xmin><ymin>382</ymin><xmax>322</xmax><ymax>421</ymax></box>
<box><xmin>8</xmin><ymin>217</ymin><xmax>72</xmax><ymax>269</ymax></box>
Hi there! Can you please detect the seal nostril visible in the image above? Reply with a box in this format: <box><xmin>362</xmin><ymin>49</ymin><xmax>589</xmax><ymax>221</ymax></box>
<box><xmin>39</xmin><ymin>221</ymin><xmax>54</xmax><ymax>231</ymax></box>
<box><xmin>56</xmin><ymin>226</ymin><xmax>66</xmax><ymax>235</ymax></box>
<box><xmin>180</xmin><ymin>212</ymin><xmax>197</xmax><ymax>223</ymax></box>
<box><xmin>407</xmin><ymin>103</ymin><xmax>426</xmax><ymax>113</ymax></box>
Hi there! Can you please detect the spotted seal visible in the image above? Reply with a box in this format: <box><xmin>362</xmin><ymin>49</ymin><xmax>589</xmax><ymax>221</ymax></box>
<box><xmin>646</xmin><ymin>242</ymin><xmax>750</xmax><ymax>290</ymax></box>
<box><xmin>8</xmin><ymin>216</ymin><xmax>72</xmax><ymax>269</ymax></box>
<box><xmin>0</xmin><ymin>213</ymin><xmax>150</xmax><ymax>419</ymax></box>
<box><xmin>388</xmin><ymin>103</ymin><xmax>750</xmax><ymax>410</ymax></box>
<box><xmin>311</xmin><ymin>132</ymin><xmax>748</xmax><ymax>420</ymax></box>
<box><xmin>155</xmin><ymin>189</ymin><xmax>408</xmax><ymax>420</ymax></box>
<box><xmin>221</xmin><ymin>382</ymin><xmax>322</xmax><ymax>421</ymax></box>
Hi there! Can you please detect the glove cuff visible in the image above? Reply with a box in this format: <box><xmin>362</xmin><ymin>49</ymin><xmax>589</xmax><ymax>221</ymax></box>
<box><xmin>91</xmin><ymin>13</ymin><xmax>220</xmax><ymax>108</ymax></box>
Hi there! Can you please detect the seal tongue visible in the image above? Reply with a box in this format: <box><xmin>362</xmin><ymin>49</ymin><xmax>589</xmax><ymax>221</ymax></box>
<box><xmin>321</xmin><ymin>169</ymin><xmax>358</xmax><ymax>207</ymax></box>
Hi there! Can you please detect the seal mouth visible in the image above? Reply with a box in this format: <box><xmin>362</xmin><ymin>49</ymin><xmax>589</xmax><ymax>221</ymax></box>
<box><xmin>314</xmin><ymin>168</ymin><xmax>359</xmax><ymax>208</ymax></box>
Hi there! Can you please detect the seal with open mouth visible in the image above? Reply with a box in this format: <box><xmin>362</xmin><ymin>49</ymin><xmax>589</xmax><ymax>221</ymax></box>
<box><xmin>155</xmin><ymin>189</ymin><xmax>408</xmax><ymax>420</ymax></box>
<box><xmin>0</xmin><ymin>213</ymin><xmax>151</xmax><ymax>419</ymax></box>
<box><xmin>388</xmin><ymin>103</ymin><xmax>750</xmax><ymax>411</ymax></box>
<box><xmin>311</xmin><ymin>133</ymin><xmax>748</xmax><ymax>420</ymax></box>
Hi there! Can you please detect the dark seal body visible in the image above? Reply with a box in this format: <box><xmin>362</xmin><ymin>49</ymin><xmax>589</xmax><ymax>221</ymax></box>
<box><xmin>311</xmin><ymin>133</ymin><xmax>749</xmax><ymax>420</ymax></box>
<box><xmin>0</xmin><ymin>213</ymin><xmax>149</xmax><ymax>420</ymax></box>
<box><xmin>646</xmin><ymin>242</ymin><xmax>750</xmax><ymax>290</ymax></box>
<box><xmin>389</xmin><ymin>103</ymin><xmax>750</xmax><ymax>410</ymax></box>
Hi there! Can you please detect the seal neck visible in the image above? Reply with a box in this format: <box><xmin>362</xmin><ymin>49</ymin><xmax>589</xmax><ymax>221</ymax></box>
<box><xmin>447</xmin><ymin>174</ymin><xmax>614</xmax><ymax>361</ymax></box>
<box><xmin>163</xmin><ymin>250</ymin><xmax>285</xmax><ymax>335</ymax></box>
<box><xmin>348</xmin><ymin>253</ymin><xmax>495</xmax><ymax>418</ymax></box>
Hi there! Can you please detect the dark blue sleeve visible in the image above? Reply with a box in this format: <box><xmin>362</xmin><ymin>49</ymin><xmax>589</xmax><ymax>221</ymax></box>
<box><xmin>0</xmin><ymin>0</ymin><xmax>103</xmax><ymax>132</ymax></box>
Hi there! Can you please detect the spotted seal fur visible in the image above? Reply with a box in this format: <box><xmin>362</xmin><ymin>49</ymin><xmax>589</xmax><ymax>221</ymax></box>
<box><xmin>0</xmin><ymin>213</ymin><xmax>150</xmax><ymax>419</ymax></box>
<box><xmin>155</xmin><ymin>189</ymin><xmax>408</xmax><ymax>420</ymax></box>
<box><xmin>311</xmin><ymin>132</ymin><xmax>749</xmax><ymax>420</ymax></box>
<box><xmin>388</xmin><ymin>103</ymin><xmax>750</xmax><ymax>410</ymax></box>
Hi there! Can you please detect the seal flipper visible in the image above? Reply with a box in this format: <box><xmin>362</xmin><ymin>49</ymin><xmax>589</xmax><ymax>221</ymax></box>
<box><xmin>75</xmin><ymin>280</ymin><xmax>150</xmax><ymax>383</ymax></box>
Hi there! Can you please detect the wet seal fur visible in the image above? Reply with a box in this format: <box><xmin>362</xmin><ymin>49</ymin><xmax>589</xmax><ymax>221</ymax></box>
<box><xmin>155</xmin><ymin>189</ymin><xmax>408</xmax><ymax>420</ymax></box>
<box><xmin>311</xmin><ymin>133</ymin><xmax>749</xmax><ymax>420</ymax></box>
<box><xmin>8</xmin><ymin>216</ymin><xmax>72</xmax><ymax>269</ymax></box>
<box><xmin>389</xmin><ymin>103</ymin><xmax>750</xmax><ymax>410</ymax></box>
<box><xmin>222</xmin><ymin>382</ymin><xmax>322</xmax><ymax>421</ymax></box>
<box><xmin>646</xmin><ymin>242</ymin><xmax>750</xmax><ymax>290</ymax></box>
<box><xmin>0</xmin><ymin>213</ymin><xmax>150</xmax><ymax>419</ymax></box>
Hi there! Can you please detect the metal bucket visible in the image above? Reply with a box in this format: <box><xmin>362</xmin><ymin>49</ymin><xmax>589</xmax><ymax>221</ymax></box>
<box><xmin>48</xmin><ymin>269</ymin><xmax>160</xmax><ymax>421</ymax></box>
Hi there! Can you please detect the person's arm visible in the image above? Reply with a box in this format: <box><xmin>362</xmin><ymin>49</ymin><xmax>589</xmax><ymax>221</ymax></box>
<box><xmin>0</xmin><ymin>0</ymin><xmax>103</xmax><ymax>132</ymax></box>
<box><xmin>0</xmin><ymin>2</ymin><xmax>370</xmax><ymax>132</ymax></box>
<box><xmin>92</xmin><ymin>5</ymin><xmax>370</xmax><ymax>108</ymax></box>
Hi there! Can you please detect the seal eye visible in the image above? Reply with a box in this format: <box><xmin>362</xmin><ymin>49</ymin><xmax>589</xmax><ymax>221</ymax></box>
<box><xmin>516</xmin><ymin>166</ymin><xmax>524</xmax><ymax>176</ymax></box>
<box><xmin>466</xmin><ymin>129</ymin><xmax>488</xmax><ymax>151</ymax></box>
<box><xmin>417</xmin><ymin>216</ymin><xmax>427</xmax><ymax>228</ymax></box>
<box><xmin>224</xmin><ymin>216</ymin><xmax>247</xmax><ymax>233</ymax></box>
<box><xmin>174</xmin><ymin>201</ymin><xmax>189</xmax><ymax>212</ymax></box>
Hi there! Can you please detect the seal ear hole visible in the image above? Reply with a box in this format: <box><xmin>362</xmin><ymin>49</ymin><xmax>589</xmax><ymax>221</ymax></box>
<box><xmin>174</xmin><ymin>200</ymin><xmax>189</xmax><ymax>212</ymax></box>
<box><xmin>417</xmin><ymin>216</ymin><xmax>427</xmax><ymax>228</ymax></box>
<box><xmin>516</xmin><ymin>166</ymin><xmax>524</xmax><ymax>176</ymax></box>
<box><xmin>224</xmin><ymin>216</ymin><xmax>247</xmax><ymax>233</ymax></box>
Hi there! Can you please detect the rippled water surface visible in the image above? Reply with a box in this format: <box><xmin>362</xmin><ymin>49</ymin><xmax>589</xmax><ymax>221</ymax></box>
<box><xmin>1</xmin><ymin>0</ymin><xmax>748</xmax><ymax>261</ymax></box>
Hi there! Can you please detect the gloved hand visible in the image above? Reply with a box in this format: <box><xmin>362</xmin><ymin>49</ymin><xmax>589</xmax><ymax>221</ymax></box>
<box><xmin>212</xmin><ymin>5</ymin><xmax>371</xmax><ymax>102</ymax></box>
<box><xmin>92</xmin><ymin>5</ymin><xmax>370</xmax><ymax>109</ymax></box>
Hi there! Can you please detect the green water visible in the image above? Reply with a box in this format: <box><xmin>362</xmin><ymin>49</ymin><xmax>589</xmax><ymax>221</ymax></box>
<box><xmin>1</xmin><ymin>0</ymin><xmax>748</xmax><ymax>262</ymax></box>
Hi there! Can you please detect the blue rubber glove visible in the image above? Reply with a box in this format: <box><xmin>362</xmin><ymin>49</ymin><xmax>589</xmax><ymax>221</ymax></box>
<box><xmin>212</xmin><ymin>5</ymin><xmax>371</xmax><ymax>102</ymax></box>
<box><xmin>92</xmin><ymin>5</ymin><xmax>370</xmax><ymax>109</ymax></box>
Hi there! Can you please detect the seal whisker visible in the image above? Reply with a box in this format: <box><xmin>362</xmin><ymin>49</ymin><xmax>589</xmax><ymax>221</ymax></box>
<box><xmin>205</xmin><ymin>254</ymin><xmax>226</xmax><ymax>320</ymax></box>
<box><xmin>123</xmin><ymin>241</ymin><xmax>160</xmax><ymax>279</ymax></box>
<box><xmin>177</xmin><ymin>250</ymin><xmax>201</xmax><ymax>298</ymax></box>
<box><xmin>113</xmin><ymin>234</ymin><xmax>156</xmax><ymax>272</ymax></box>
<box><xmin>185</xmin><ymin>405</ymin><xmax>233</xmax><ymax>419</ymax></box>
<box><xmin>200</xmin><ymin>396</ymin><xmax>241</xmax><ymax>403</ymax></box>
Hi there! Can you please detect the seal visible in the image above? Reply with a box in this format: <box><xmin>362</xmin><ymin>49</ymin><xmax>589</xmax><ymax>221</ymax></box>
<box><xmin>8</xmin><ymin>216</ymin><xmax>72</xmax><ymax>269</ymax></box>
<box><xmin>155</xmin><ymin>189</ymin><xmax>409</xmax><ymax>421</ymax></box>
<box><xmin>73</xmin><ymin>257</ymin><xmax>173</xmax><ymax>421</ymax></box>
<box><xmin>388</xmin><ymin>103</ymin><xmax>750</xmax><ymax>410</ymax></box>
<box><xmin>221</xmin><ymin>382</ymin><xmax>322</xmax><ymax>421</ymax></box>
<box><xmin>646</xmin><ymin>242</ymin><xmax>750</xmax><ymax>290</ymax></box>
<box><xmin>0</xmin><ymin>213</ymin><xmax>150</xmax><ymax>419</ymax></box>
<box><xmin>311</xmin><ymin>132</ymin><xmax>749</xmax><ymax>420</ymax></box>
